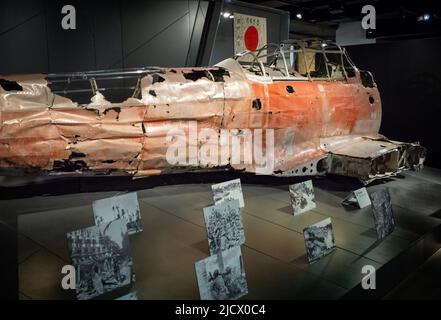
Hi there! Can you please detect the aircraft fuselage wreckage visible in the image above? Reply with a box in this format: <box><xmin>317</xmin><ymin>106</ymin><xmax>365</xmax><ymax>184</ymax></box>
<box><xmin>0</xmin><ymin>40</ymin><xmax>426</xmax><ymax>184</ymax></box>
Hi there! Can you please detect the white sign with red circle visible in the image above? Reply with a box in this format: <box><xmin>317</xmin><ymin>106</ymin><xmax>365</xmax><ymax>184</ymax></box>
<box><xmin>234</xmin><ymin>13</ymin><xmax>267</xmax><ymax>62</ymax></box>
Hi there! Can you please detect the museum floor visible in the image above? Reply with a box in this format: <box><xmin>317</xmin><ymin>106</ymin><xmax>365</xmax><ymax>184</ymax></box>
<box><xmin>2</xmin><ymin>167</ymin><xmax>441</xmax><ymax>300</ymax></box>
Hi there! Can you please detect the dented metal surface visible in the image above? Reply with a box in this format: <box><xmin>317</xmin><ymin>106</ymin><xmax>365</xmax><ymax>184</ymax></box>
<box><xmin>0</xmin><ymin>40</ymin><xmax>426</xmax><ymax>183</ymax></box>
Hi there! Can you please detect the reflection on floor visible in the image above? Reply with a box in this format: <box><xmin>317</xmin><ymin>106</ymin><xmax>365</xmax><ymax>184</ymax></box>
<box><xmin>3</xmin><ymin>167</ymin><xmax>441</xmax><ymax>300</ymax></box>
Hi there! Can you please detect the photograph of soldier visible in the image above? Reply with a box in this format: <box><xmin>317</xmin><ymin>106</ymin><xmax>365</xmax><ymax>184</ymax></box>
<box><xmin>195</xmin><ymin>246</ymin><xmax>248</xmax><ymax>300</ymax></box>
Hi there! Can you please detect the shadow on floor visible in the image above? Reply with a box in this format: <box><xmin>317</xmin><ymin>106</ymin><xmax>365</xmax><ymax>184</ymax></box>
<box><xmin>0</xmin><ymin>172</ymin><xmax>365</xmax><ymax>200</ymax></box>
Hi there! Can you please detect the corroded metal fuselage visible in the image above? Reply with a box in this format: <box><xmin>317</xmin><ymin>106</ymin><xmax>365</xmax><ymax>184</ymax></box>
<box><xmin>0</xmin><ymin>41</ymin><xmax>426</xmax><ymax>183</ymax></box>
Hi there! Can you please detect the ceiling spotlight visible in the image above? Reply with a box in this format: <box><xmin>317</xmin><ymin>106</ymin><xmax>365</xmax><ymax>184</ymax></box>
<box><xmin>229</xmin><ymin>14</ymin><xmax>234</xmax><ymax>19</ymax></box>
<box><xmin>296</xmin><ymin>13</ymin><xmax>303</xmax><ymax>19</ymax></box>
<box><xmin>417</xmin><ymin>13</ymin><xmax>431</xmax><ymax>21</ymax></box>
<box><xmin>321</xmin><ymin>43</ymin><xmax>328</xmax><ymax>47</ymax></box>
<box><xmin>222</xmin><ymin>12</ymin><xmax>232</xmax><ymax>18</ymax></box>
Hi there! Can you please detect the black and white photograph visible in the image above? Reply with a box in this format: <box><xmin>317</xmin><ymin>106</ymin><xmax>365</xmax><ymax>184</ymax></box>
<box><xmin>370</xmin><ymin>188</ymin><xmax>395</xmax><ymax>239</ymax></box>
<box><xmin>195</xmin><ymin>246</ymin><xmax>248</xmax><ymax>300</ymax></box>
<box><xmin>289</xmin><ymin>180</ymin><xmax>316</xmax><ymax>215</ymax></box>
<box><xmin>212</xmin><ymin>179</ymin><xmax>245</xmax><ymax>208</ymax></box>
<box><xmin>93</xmin><ymin>192</ymin><xmax>143</xmax><ymax>235</ymax></box>
<box><xmin>303</xmin><ymin>218</ymin><xmax>336</xmax><ymax>263</ymax></box>
<box><xmin>203</xmin><ymin>199</ymin><xmax>245</xmax><ymax>255</ymax></box>
<box><xmin>116</xmin><ymin>292</ymin><xmax>138</xmax><ymax>300</ymax></box>
<box><xmin>67</xmin><ymin>219</ymin><xmax>135</xmax><ymax>300</ymax></box>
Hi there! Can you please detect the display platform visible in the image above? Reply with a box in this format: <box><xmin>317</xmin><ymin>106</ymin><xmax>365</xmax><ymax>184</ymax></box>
<box><xmin>2</xmin><ymin>167</ymin><xmax>441</xmax><ymax>300</ymax></box>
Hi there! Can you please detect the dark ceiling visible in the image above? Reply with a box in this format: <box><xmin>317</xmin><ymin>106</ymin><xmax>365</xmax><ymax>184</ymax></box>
<box><xmin>240</xmin><ymin>0</ymin><xmax>441</xmax><ymax>39</ymax></box>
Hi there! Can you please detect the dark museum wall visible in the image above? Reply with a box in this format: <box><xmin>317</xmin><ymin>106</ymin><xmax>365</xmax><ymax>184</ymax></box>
<box><xmin>347</xmin><ymin>37</ymin><xmax>441</xmax><ymax>169</ymax></box>
<box><xmin>0</xmin><ymin>0</ymin><xmax>289</xmax><ymax>74</ymax></box>
<box><xmin>0</xmin><ymin>0</ymin><xmax>209</xmax><ymax>74</ymax></box>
